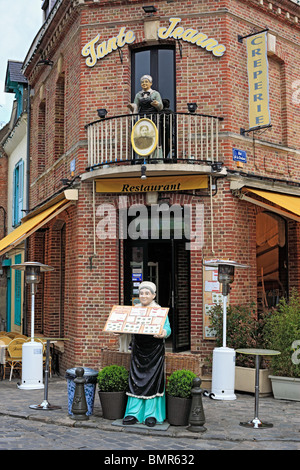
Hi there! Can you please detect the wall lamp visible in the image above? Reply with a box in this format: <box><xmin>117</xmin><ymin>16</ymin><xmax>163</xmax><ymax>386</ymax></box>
<box><xmin>211</xmin><ymin>161</ymin><xmax>223</xmax><ymax>172</ymax></box>
<box><xmin>141</xmin><ymin>164</ymin><xmax>147</xmax><ymax>179</ymax></box>
<box><xmin>37</xmin><ymin>59</ymin><xmax>54</xmax><ymax>67</ymax></box>
<box><xmin>60</xmin><ymin>175</ymin><xmax>81</xmax><ymax>187</ymax></box>
<box><xmin>142</xmin><ymin>5</ymin><xmax>157</xmax><ymax>14</ymax></box>
<box><xmin>97</xmin><ymin>108</ymin><xmax>108</xmax><ymax>119</ymax></box>
<box><xmin>187</xmin><ymin>103</ymin><xmax>198</xmax><ymax>113</ymax></box>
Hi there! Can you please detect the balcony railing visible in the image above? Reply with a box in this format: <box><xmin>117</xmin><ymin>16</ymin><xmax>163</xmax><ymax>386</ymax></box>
<box><xmin>85</xmin><ymin>112</ymin><xmax>223</xmax><ymax>170</ymax></box>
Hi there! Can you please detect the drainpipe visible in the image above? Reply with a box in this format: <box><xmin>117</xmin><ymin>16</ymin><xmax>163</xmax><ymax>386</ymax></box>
<box><xmin>25</xmin><ymin>85</ymin><xmax>31</xmax><ymax>216</ymax></box>
<box><xmin>23</xmin><ymin>84</ymin><xmax>31</xmax><ymax>334</ymax></box>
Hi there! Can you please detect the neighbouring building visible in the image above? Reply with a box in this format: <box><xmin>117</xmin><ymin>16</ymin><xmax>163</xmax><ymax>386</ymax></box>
<box><xmin>0</xmin><ymin>61</ymin><xmax>29</xmax><ymax>334</ymax></box>
<box><xmin>0</xmin><ymin>0</ymin><xmax>299</xmax><ymax>374</ymax></box>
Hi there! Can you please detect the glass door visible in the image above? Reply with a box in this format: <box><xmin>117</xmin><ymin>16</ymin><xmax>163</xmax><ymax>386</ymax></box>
<box><xmin>123</xmin><ymin>239</ymin><xmax>190</xmax><ymax>352</ymax></box>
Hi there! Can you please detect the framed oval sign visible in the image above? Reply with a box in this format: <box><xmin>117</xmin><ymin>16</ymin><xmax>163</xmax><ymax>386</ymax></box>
<box><xmin>131</xmin><ymin>118</ymin><xmax>158</xmax><ymax>156</ymax></box>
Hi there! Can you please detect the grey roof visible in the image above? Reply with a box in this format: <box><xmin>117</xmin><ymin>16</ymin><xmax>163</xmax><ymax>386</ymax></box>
<box><xmin>6</xmin><ymin>61</ymin><xmax>28</xmax><ymax>85</ymax></box>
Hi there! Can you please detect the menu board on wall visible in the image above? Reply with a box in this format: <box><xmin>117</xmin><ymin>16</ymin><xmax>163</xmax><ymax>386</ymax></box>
<box><xmin>203</xmin><ymin>259</ymin><xmax>226</xmax><ymax>340</ymax></box>
<box><xmin>103</xmin><ymin>305</ymin><xmax>169</xmax><ymax>335</ymax></box>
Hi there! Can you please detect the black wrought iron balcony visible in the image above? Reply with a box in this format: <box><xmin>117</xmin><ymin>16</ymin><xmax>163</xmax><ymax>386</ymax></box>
<box><xmin>85</xmin><ymin>112</ymin><xmax>223</xmax><ymax>171</ymax></box>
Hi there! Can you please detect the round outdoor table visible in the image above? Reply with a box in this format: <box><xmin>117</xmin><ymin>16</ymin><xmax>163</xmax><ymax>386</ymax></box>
<box><xmin>236</xmin><ymin>348</ymin><xmax>280</xmax><ymax>429</ymax></box>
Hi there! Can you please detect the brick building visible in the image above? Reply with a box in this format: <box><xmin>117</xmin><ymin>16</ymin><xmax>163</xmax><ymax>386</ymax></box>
<box><xmin>0</xmin><ymin>0</ymin><xmax>300</xmax><ymax>374</ymax></box>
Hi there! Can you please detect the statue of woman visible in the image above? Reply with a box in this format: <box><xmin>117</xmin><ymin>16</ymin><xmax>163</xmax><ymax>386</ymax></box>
<box><xmin>128</xmin><ymin>75</ymin><xmax>163</xmax><ymax>115</ymax></box>
<box><xmin>123</xmin><ymin>281</ymin><xmax>171</xmax><ymax>427</ymax></box>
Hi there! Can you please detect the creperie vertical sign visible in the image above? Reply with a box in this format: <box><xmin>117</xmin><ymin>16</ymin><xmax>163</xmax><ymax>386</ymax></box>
<box><xmin>246</xmin><ymin>31</ymin><xmax>270</xmax><ymax>129</ymax></box>
<box><xmin>81</xmin><ymin>17</ymin><xmax>226</xmax><ymax>67</ymax></box>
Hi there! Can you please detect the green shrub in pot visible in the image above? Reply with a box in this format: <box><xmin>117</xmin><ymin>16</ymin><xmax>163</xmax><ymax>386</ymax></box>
<box><xmin>97</xmin><ymin>365</ymin><xmax>129</xmax><ymax>392</ymax></box>
<box><xmin>166</xmin><ymin>369</ymin><xmax>197</xmax><ymax>425</ymax></box>
<box><xmin>264</xmin><ymin>291</ymin><xmax>300</xmax><ymax>378</ymax></box>
<box><xmin>166</xmin><ymin>369</ymin><xmax>197</xmax><ymax>398</ymax></box>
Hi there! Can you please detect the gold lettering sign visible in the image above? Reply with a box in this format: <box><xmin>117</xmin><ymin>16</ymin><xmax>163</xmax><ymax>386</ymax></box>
<box><xmin>82</xmin><ymin>27</ymin><xmax>136</xmax><ymax>67</ymax></box>
<box><xmin>81</xmin><ymin>18</ymin><xmax>226</xmax><ymax>67</ymax></box>
<box><xmin>246</xmin><ymin>32</ymin><xmax>270</xmax><ymax>129</ymax></box>
<box><xmin>95</xmin><ymin>175</ymin><xmax>208</xmax><ymax>193</ymax></box>
<box><xmin>158</xmin><ymin>18</ymin><xmax>226</xmax><ymax>57</ymax></box>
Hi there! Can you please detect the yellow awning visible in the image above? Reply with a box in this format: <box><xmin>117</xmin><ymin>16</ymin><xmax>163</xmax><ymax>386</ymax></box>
<box><xmin>243</xmin><ymin>188</ymin><xmax>300</xmax><ymax>221</ymax></box>
<box><xmin>0</xmin><ymin>199</ymin><xmax>72</xmax><ymax>256</ymax></box>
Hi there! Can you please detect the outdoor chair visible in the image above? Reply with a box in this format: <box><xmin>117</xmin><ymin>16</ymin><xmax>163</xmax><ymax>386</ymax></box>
<box><xmin>6</xmin><ymin>337</ymin><xmax>26</xmax><ymax>381</ymax></box>
<box><xmin>0</xmin><ymin>337</ymin><xmax>12</xmax><ymax>379</ymax></box>
<box><xmin>0</xmin><ymin>335</ymin><xmax>12</xmax><ymax>344</ymax></box>
<box><xmin>6</xmin><ymin>332</ymin><xmax>28</xmax><ymax>339</ymax></box>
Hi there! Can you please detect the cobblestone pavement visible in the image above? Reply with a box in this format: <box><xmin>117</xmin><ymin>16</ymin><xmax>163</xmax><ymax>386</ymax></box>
<box><xmin>0</xmin><ymin>377</ymin><xmax>300</xmax><ymax>452</ymax></box>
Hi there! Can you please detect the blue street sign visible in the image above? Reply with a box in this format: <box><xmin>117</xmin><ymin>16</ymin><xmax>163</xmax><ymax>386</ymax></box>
<box><xmin>232</xmin><ymin>148</ymin><xmax>247</xmax><ymax>163</ymax></box>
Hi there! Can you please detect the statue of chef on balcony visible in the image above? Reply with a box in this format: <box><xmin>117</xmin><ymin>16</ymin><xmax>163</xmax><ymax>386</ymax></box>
<box><xmin>128</xmin><ymin>75</ymin><xmax>163</xmax><ymax>114</ymax></box>
<box><xmin>123</xmin><ymin>281</ymin><xmax>171</xmax><ymax>427</ymax></box>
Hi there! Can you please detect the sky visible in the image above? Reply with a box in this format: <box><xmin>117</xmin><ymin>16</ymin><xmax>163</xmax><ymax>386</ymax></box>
<box><xmin>0</xmin><ymin>0</ymin><xmax>43</xmax><ymax>128</ymax></box>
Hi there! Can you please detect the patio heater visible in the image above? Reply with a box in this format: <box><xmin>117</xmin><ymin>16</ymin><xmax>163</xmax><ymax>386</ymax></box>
<box><xmin>11</xmin><ymin>262</ymin><xmax>54</xmax><ymax>390</ymax></box>
<box><xmin>204</xmin><ymin>260</ymin><xmax>249</xmax><ymax>400</ymax></box>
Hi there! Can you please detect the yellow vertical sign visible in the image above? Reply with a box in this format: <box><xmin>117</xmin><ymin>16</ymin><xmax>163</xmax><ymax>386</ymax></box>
<box><xmin>246</xmin><ymin>31</ymin><xmax>270</xmax><ymax>130</ymax></box>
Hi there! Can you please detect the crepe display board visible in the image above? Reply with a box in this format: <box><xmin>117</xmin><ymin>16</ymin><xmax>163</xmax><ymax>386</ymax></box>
<box><xmin>103</xmin><ymin>305</ymin><xmax>169</xmax><ymax>335</ymax></box>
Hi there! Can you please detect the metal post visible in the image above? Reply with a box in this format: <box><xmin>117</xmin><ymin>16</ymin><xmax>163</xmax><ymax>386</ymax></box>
<box><xmin>71</xmin><ymin>367</ymin><xmax>89</xmax><ymax>421</ymax></box>
<box><xmin>30</xmin><ymin>284</ymin><xmax>35</xmax><ymax>341</ymax></box>
<box><xmin>29</xmin><ymin>339</ymin><xmax>61</xmax><ymax>410</ymax></box>
<box><xmin>187</xmin><ymin>378</ymin><xmax>207</xmax><ymax>433</ymax></box>
<box><xmin>222</xmin><ymin>294</ymin><xmax>227</xmax><ymax>348</ymax></box>
<box><xmin>254</xmin><ymin>354</ymin><xmax>260</xmax><ymax>420</ymax></box>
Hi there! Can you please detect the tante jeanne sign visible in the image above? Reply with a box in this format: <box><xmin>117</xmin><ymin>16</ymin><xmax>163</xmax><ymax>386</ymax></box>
<box><xmin>82</xmin><ymin>17</ymin><xmax>226</xmax><ymax>67</ymax></box>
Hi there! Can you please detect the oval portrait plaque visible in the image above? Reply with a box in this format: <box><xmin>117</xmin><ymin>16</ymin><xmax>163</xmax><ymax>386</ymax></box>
<box><xmin>131</xmin><ymin>118</ymin><xmax>158</xmax><ymax>156</ymax></box>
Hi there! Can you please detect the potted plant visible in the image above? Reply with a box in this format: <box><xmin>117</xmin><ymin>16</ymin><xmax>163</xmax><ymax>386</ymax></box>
<box><xmin>97</xmin><ymin>365</ymin><xmax>129</xmax><ymax>419</ymax></box>
<box><xmin>264</xmin><ymin>291</ymin><xmax>300</xmax><ymax>401</ymax></box>
<box><xmin>166</xmin><ymin>369</ymin><xmax>196</xmax><ymax>425</ymax></box>
<box><xmin>209</xmin><ymin>303</ymin><xmax>272</xmax><ymax>395</ymax></box>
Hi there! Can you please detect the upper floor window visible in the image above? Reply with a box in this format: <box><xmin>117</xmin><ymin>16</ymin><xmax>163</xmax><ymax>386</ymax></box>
<box><xmin>131</xmin><ymin>46</ymin><xmax>176</xmax><ymax>112</ymax></box>
<box><xmin>12</xmin><ymin>159</ymin><xmax>24</xmax><ymax>227</ymax></box>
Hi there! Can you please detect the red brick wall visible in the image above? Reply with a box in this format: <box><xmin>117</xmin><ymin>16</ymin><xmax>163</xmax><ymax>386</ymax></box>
<box><xmin>23</xmin><ymin>0</ymin><xmax>300</xmax><ymax>371</ymax></box>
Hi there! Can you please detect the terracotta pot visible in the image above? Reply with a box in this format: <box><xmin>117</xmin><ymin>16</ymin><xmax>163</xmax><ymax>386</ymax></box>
<box><xmin>98</xmin><ymin>391</ymin><xmax>127</xmax><ymax>419</ymax></box>
<box><xmin>167</xmin><ymin>395</ymin><xmax>192</xmax><ymax>426</ymax></box>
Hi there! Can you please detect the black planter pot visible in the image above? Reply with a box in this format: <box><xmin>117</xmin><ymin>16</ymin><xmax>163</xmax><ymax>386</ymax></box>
<box><xmin>167</xmin><ymin>395</ymin><xmax>192</xmax><ymax>426</ymax></box>
<box><xmin>98</xmin><ymin>391</ymin><xmax>127</xmax><ymax>420</ymax></box>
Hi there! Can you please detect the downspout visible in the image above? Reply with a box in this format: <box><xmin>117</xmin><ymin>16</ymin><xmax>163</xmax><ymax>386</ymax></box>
<box><xmin>25</xmin><ymin>85</ymin><xmax>31</xmax><ymax>216</ymax></box>
<box><xmin>23</xmin><ymin>84</ymin><xmax>31</xmax><ymax>334</ymax></box>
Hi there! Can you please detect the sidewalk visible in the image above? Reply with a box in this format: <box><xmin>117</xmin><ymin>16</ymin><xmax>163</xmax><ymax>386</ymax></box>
<box><xmin>0</xmin><ymin>376</ymin><xmax>300</xmax><ymax>446</ymax></box>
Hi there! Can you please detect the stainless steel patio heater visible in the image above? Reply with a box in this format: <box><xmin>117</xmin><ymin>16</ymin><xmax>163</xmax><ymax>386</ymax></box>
<box><xmin>203</xmin><ymin>260</ymin><xmax>249</xmax><ymax>400</ymax></box>
<box><xmin>11</xmin><ymin>262</ymin><xmax>54</xmax><ymax>390</ymax></box>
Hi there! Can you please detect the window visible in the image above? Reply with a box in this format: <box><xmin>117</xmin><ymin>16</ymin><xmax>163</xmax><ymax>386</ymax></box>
<box><xmin>12</xmin><ymin>159</ymin><xmax>24</xmax><ymax>227</ymax></box>
<box><xmin>131</xmin><ymin>46</ymin><xmax>176</xmax><ymax>111</ymax></box>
